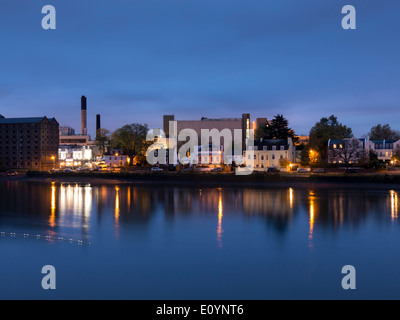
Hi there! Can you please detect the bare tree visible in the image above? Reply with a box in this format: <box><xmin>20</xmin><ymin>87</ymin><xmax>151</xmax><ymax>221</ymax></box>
<box><xmin>329</xmin><ymin>137</ymin><xmax>365</xmax><ymax>169</ymax></box>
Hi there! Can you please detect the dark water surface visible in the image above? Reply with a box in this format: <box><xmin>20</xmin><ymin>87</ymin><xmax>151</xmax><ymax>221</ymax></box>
<box><xmin>0</xmin><ymin>181</ymin><xmax>400</xmax><ymax>299</ymax></box>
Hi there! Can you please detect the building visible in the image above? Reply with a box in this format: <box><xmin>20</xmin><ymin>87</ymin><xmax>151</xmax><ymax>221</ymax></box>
<box><xmin>328</xmin><ymin>137</ymin><xmax>365</xmax><ymax>164</ymax></box>
<box><xmin>163</xmin><ymin>114</ymin><xmax>251</xmax><ymax>151</ymax></box>
<box><xmin>178</xmin><ymin>143</ymin><xmax>223</xmax><ymax>167</ymax></box>
<box><xmin>252</xmin><ymin>118</ymin><xmax>269</xmax><ymax>131</ymax></box>
<box><xmin>59</xmin><ymin>145</ymin><xmax>93</xmax><ymax>168</ymax></box>
<box><xmin>58</xmin><ymin>96</ymin><xmax>102</xmax><ymax>162</ymax></box>
<box><xmin>59</xmin><ymin>134</ymin><xmax>91</xmax><ymax>146</ymax></box>
<box><xmin>0</xmin><ymin>116</ymin><xmax>59</xmax><ymax>170</ymax></box>
<box><xmin>105</xmin><ymin>150</ymin><xmax>129</xmax><ymax>167</ymax></box>
<box><xmin>244</xmin><ymin>138</ymin><xmax>296</xmax><ymax>170</ymax></box>
<box><xmin>296</xmin><ymin>135</ymin><xmax>310</xmax><ymax>146</ymax></box>
<box><xmin>370</xmin><ymin>139</ymin><xmax>400</xmax><ymax>162</ymax></box>
<box><xmin>60</xmin><ymin>126</ymin><xmax>75</xmax><ymax>136</ymax></box>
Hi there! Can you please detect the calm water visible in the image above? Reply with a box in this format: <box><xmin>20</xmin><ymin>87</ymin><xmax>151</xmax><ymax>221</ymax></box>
<box><xmin>0</xmin><ymin>180</ymin><xmax>400</xmax><ymax>299</ymax></box>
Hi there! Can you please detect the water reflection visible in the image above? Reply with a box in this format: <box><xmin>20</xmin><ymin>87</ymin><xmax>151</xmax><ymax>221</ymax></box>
<box><xmin>217</xmin><ymin>192</ymin><xmax>223</xmax><ymax>248</ymax></box>
<box><xmin>309</xmin><ymin>191</ymin><xmax>316</xmax><ymax>241</ymax></box>
<box><xmin>50</xmin><ymin>183</ymin><xmax>56</xmax><ymax>228</ymax></box>
<box><xmin>1</xmin><ymin>182</ymin><xmax>400</xmax><ymax>245</ymax></box>
<box><xmin>115</xmin><ymin>186</ymin><xmax>120</xmax><ymax>224</ymax></box>
<box><xmin>390</xmin><ymin>190</ymin><xmax>398</xmax><ymax>221</ymax></box>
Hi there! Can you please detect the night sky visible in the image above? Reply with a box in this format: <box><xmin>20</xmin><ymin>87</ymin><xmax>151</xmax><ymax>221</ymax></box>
<box><xmin>0</xmin><ymin>0</ymin><xmax>399</xmax><ymax>137</ymax></box>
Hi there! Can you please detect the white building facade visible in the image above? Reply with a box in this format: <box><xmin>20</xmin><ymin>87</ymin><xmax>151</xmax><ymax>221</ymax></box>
<box><xmin>244</xmin><ymin>138</ymin><xmax>296</xmax><ymax>170</ymax></box>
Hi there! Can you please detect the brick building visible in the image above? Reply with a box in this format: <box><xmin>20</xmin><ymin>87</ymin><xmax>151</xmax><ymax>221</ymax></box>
<box><xmin>0</xmin><ymin>117</ymin><xmax>59</xmax><ymax>170</ymax></box>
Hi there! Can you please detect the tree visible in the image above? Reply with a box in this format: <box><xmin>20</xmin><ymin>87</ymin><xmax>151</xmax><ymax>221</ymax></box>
<box><xmin>309</xmin><ymin>115</ymin><xmax>353</xmax><ymax>160</ymax></box>
<box><xmin>279</xmin><ymin>158</ymin><xmax>291</xmax><ymax>168</ymax></box>
<box><xmin>368</xmin><ymin>124</ymin><xmax>400</xmax><ymax>141</ymax></box>
<box><xmin>95</xmin><ymin>129</ymin><xmax>111</xmax><ymax>156</ymax></box>
<box><xmin>359</xmin><ymin>150</ymin><xmax>378</xmax><ymax>168</ymax></box>
<box><xmin>110</xmin><ymin>123</ymin><xmax>150</xmax><ymax>165</ymax></box>
<box><xmin>328</xmin><ymin>137</ymin><xmax>365</xmax><ymax>170</ymax></box>
<box><xmin>256</xmin><ymin>115</ymin><xmax>298</xmax><ymax>142</ymax></box>
<box><xmin>300</xmin><ymin>145</ymin><xmax>311</xmax><ymax>166</ymax></box>
<box><xmin>393</xmin><ymin>146</ymin><xmax>400</xmax><ymax>163</ymax></box>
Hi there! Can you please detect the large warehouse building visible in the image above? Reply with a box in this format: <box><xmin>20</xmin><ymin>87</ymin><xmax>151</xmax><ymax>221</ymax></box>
<box><xmin>0</xmin><ymin>116</ymin><xmax>59</xmax><ymax>170</ymax></box>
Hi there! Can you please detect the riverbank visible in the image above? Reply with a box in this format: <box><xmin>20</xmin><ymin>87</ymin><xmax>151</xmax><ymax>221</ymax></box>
<box><xmin>2</xmin><ymin>171</ymin><xmax>400</xmax><ymax>189</ymax></box>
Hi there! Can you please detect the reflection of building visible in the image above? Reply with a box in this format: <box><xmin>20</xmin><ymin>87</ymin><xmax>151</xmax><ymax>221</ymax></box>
<box><xmin>243</xmin><ymin>189</ymin><xmax>295</xmax><ymax>218</ymax></box>
<box><xmin>0</xmin><ymin>116</ymin><xmax>59</xmax><ymax>170</ymax></box>
<box><xmin>244</xmin><ymin>138</ymin><xmax>296</xmax><ymax>169</ymax></box>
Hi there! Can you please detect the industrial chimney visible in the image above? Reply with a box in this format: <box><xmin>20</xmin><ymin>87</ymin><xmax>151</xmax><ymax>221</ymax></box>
<box><xmin>81</xmin><ymin>96</ymin><xmax>87</xmax><ymax>135</ymax></box>
<box><xmin>96</xmin><ymin>114</ymin><xmax>101</xmax><ymax>138</ymax></box>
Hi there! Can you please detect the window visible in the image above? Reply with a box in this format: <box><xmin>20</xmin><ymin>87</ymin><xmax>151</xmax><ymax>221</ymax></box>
<box><xmin>272</xmin><ymin>154</ymin><xmax>275</xmax><ymax>160</ymax></box>
<box><xmin>333</xmin><ymin>144</ymin><xmax>337</xmax><ymax>149</ymax></box>
<box><xmin>280</xmin><ymin>146</ymin><xmax>285</xmax><ymax>151</ymax></box>
<box><xmin>261</xmin><ymin>156</ymin><xmax>264</xmax><ymax>161</ymax></box>
<box><xmin>263</xmin><ymin>146</ymin><xmax>268</xmax><ymax>151</ymax></box>
<box><xmin>272</xmin><ymin>146</ymin><xmax>277</xmax><ymax>151</ymax></box>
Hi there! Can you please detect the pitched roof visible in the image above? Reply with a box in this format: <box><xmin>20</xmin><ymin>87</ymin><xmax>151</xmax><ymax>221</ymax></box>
<box><xmin>0</xmin><ymin>117</ymin><xmax>57</xmax><ymax>124</ymax></box>
<box><xmin>254</xmin><ymin>139</ymin><xmax>289</xmax><ymax>147</ymax></box>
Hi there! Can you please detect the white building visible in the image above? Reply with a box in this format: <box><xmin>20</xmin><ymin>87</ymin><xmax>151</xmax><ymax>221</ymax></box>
<box><xmin>105</xmin><ymin>150</ymin><xmax>129</xmax><ymax>167</ymax></box>
<box><xmin>59</xmin><ymin>145</ymin><xmax>93</xmax><ymax>167</ymax></box>
<box><xmin>244</xmin><ymin>138</ymin><xmax>296</xmax><ymax>170</ymax></box>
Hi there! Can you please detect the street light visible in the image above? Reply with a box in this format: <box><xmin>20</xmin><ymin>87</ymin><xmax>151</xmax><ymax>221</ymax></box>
<box><xmin>51</xmin><ymin>156</ymin><xmax>56</xmax><ymax>169</ymax></box>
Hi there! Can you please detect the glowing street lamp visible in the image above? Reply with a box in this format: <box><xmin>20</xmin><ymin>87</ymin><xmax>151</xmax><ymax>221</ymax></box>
<box><xmin>51</xmin><ymin>156</ymin><xmax>56</xmax><ymax>169</ymax></box>
<box><xmin>309</xmin><ymin>149</ymin><xmax>319</xmax><ymax>165</ymax></box>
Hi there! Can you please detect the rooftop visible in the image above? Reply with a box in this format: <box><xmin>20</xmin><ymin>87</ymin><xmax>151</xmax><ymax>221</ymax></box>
<box><xmin>0</xmin><ymin>116</ymin><xmax>58</xmax><ymax>124</ymax></box>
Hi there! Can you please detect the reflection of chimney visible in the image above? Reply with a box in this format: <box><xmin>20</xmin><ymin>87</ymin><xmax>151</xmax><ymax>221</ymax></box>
<box><xmin>81</xmin><ymin>96</ymin><xmax>87</xmax><ymax>135</ymax></box>
<box><xmin>96</xmin><ymin>114</ymin><xmax>101</xmax><ymax>137</ymax></box>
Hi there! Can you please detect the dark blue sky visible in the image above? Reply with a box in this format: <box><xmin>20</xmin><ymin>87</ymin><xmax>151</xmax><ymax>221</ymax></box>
<box><xmin>0</xmin><ymin>0</ymin><xmax>399</xmax><ymax>137</ymax></box>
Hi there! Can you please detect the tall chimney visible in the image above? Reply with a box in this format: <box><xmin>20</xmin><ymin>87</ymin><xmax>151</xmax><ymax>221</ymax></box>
<box><xmin>81</xmin><ymin>96</ymin><xmax>87</xmax><ymax>135</ymax></box>
<box><xmin>96</xmin><ymin>114</ymin><xmax>101</xmax><ymax>138</ymax></box>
